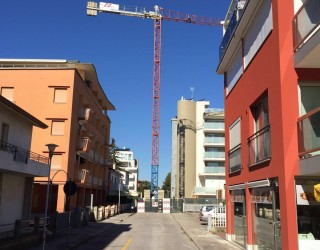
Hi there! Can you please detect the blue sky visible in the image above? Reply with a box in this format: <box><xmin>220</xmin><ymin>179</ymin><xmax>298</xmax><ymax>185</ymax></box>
<box><xmin>0</xmin><ymin>0</ymin><xmax>229</xmax><ymax>185</ymax></box>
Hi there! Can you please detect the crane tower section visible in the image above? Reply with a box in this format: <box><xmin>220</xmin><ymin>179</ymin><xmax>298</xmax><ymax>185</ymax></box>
<box><xmin>86</xmin><ymin>1</ymin><xmax>222</xmax><ymax>199</ymax></box>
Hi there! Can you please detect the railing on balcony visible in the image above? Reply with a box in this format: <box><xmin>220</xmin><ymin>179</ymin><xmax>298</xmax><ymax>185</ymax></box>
<box><xmin>248</xmin><ymin>125</ymin><xmax>271</xmax><ymax>166</ymax></box>
<box><xmin>219</xmin><ymin>1</ymin><xmax>246</xmax><ymax>60</ymax></box>
<box><xmin>228</xmin><ymin>144</ymin><xmax>241</xmax><ymax>173</ymax></box>
<box><xmin>203</xmin><ymin>166</ymin><xmax>225</xmax><ymax>174</ymax></box>
<box><xmin>193</xmin><ymin>187</ymin><xmax>217</xmax><ymax>194</ymax></box>
<box><xmin>298</xmin><ymin>107</ymin><xmax>320</xmax><ymax>157</ymax></box>
<box><xmin>0</xmin><ymin>140</ymin><xmax>49</xmax><ymax>164</ymax></box>
<box><xmin>204</xmin><ymin>137</ymin><xmax>225</xmax><ymax>144</ymax></box>
<box><xmin>204</xmin><ymin>122</ymin><xmax>225</xmax><ymax>130</ymax></box>
<box><xmin>204</xmin><ymin>151</ymin><xmax>225</xmax><ymax>159</ymax></box>
<box><xmin>293</xmin><ymin>0</ymin><xmax>320</xmax><ymax>51</ymax></box>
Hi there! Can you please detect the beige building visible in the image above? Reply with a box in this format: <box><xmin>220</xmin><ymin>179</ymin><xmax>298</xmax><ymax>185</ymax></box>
<box><xmin>172</xmin><ymin>98</ymin><xmax>225</xmax><ymax>199</ymax></box>
<box><xmin>0</xmin><ymin>59</ymin><xmax>115</xmax><ymax>213</ymax></box>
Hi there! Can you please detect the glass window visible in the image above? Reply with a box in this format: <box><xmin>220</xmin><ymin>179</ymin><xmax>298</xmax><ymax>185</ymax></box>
<box><xmin>51</xmin><ymin>121</ymin><xmax>65</xmax><ymax>135</ymax></box>
<box><xmin>300</xmin><ymin>85</ymin><xmax>320</xmax><ymax>115</ymax></box>
<box><xmin>296</xmin><ymin>178</ymin><xmax>320</xmax><ymax>247</ymax></box>
<box><xmin>51</xmin><ymin>154</ymin><xmax>62</xmax><ymax>170</ymax></box>
<box><xmin>252</xmin><ymin>95</ymin><xmax>269</xmax><ymax>132</ymax></box>
<box><xmin>1</xmin><ymin>87</ymin><xmax>14</xmax><ymax>102</ymax></box>
<box><xmin>54</xmin><ymin>88</ymin><xmax>67</xmax><ymax>103</ymax></box>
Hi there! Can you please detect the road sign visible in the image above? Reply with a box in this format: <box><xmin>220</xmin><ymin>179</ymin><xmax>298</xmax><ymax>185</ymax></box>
<box><xmin>63</xmin><ymin>181</ymin><xmax>77</xmax><ymax>196</ymax></box>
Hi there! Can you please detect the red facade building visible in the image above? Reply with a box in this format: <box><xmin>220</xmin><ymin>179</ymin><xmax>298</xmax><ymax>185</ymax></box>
<box><xmin>217</xmin><ymin>0</ymin><xmax>320</xmax><ymax>249</ymax></box>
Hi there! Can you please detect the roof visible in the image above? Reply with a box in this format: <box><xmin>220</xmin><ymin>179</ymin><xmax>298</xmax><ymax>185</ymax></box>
<box><xmin>0</xmin><ymin>59</ymin><xmax>116</xmax><ymax>111</ymax></box>
<box><xmin>0</xmin><ymin>95</ymin><xmax>48</xmax><ymax>129</ymax></box>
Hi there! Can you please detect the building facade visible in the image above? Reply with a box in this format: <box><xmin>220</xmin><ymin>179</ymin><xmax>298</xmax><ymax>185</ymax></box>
<box><xmin>116</xmin><ymin>148</ymin><xmax>139</xmax><ymax>197</ymax></box>
<box><xmin>217</xmin><ymin>0</ymin><xmax>320</xmax><ymax>249</ymax></box>
<box><xmin>0</xmin><ymin>59</ymin><xmax>115</xmax><ymax>213</ymax></box>
<box><xmin>0</xmin><ymin>95</ymin><xmax>48</xmax><ymax>231</ymax></box>
<box><xmin>171</xmin><ymin>98</ymin><xmax>225</xmax><ymax>199</ymax></box>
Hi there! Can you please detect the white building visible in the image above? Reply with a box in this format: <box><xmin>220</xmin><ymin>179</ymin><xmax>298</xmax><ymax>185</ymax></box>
<box><xmin>116</xmin><ymin>148</ymin><xmax>139</xmax><ymax>197</ymax></box>
<box><xmin>171</xmin><ymin>98</ymin><xmax>225</xmax><ymax>199</ymax></box>
<box><xmin>0</xmin><ymin>95</ymin><xmax>49</xmax><ymax>232</ymax></box>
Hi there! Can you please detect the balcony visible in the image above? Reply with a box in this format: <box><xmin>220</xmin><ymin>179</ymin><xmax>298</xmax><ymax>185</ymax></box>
<box><xmin>293</xmin><ymin>0</ymin><xmax>320</xmax><ymax>67</ymax></box>
<box><xmin>204</xmin><ymin>123</ymin><xmax>225</xmax><ymax>132</ymax></box>
<box><xmin>298</xmin><ymin>107</ymin><xmax>320</xmax><ymax>158</ymax></box>
<box><xmin>204</xmin><ymin>137</ymin><xmax>225</xmax><ymax>146</ymax></box>
<box><xmin>204</xmin><ymin>151</ymin><xmax>225</xmax><ymax>160</ymax></box>
<box><xmin>193</xmin><ymin>187</ymin><xmax>217</xmax><ymax>196</ymax></box>
<box><xmin>228</xmin><ymin>144</ymin><xmax>241</xmax><ymax>173</ymax></box>
<box><xmin>78</xmin><ymin>108</ymin><xmax>93</xmax><ymax>121</ymax></box>
<box><xmin>248</xmin><ymin>125</ymin><xmax>271</xmax><ymax>167</ymax></box>
<box><xmin>200</xmin><ymin>166</ymin><xmax>225</xmax><ymax>175</ymax></box>
<box><xmin>77</xmin><ymin>137</ymin><xmax>91</xmax><ymax>153</ymax></box>
<box><xmin>0</xmin><ymin>140</ymin><xmax>49</xmax><ymax>177</ymax></box>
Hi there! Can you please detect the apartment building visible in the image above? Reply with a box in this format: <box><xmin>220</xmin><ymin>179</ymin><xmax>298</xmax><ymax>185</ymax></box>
<box><xmin>0</xmin><ymin>95</ymin><xmax>48</xmax><ymax>231</ymax></box>
<box><xmin>116</xmin><ymin>148</ymin><xmax>139</xmax><ymax>197</ymax></box>
<box><xmin>0</xmin><ymin>59</ymin><xmax>115</xmax><ymax>213</ymax></box>
<box><xmin>171</xmin><ymin>98</ymin><xmax>225</xmax><ymax>199</ymax></box>
<box><xmin>217</xmin><ymin>0</ymin><xmax>320</xmax><ymax>249</ymax></box>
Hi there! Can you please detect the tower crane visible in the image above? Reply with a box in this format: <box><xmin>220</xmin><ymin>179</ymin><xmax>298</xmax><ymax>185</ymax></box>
<box><xmin>86</xmin><ymin>2</ymin><xmax>222</xmax><ymax>199</ymax></box>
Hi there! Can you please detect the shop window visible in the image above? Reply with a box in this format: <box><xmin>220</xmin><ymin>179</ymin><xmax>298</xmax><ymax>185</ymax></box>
<box><xmin>54</xmin><ymin>88</ymin><xmax>67</xmax><ymax>103</ymax></box>
<box><xmin>296</xmin><ymin>178</ymin><xmax>320</xmax><ymax>247</ymax></box>
<box><xmin>51</xmin><ymin>121</ymin><xmax>65</xmax><ymax>136</ymax></box>
<box><xmin>1</xmin><ymin>87</ymin><xmax>14</xmax><ymax>102</ymax></box>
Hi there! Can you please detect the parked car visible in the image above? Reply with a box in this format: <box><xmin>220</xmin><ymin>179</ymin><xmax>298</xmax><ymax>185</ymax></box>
<box><xmin>199</xmin><ymin>205</ymin><xmax>225</xmax><ymax>223</ymax></box>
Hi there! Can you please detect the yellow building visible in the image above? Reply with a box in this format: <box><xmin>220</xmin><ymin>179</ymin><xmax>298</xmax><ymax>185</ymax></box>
<box><xmin>0</xmin><ymin>59</ymin><xmax>115</xmax><ymax>213</ymax></box>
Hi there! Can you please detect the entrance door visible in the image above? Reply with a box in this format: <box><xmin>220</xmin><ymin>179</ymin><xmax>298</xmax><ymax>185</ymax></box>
<box><xmin>251</xmin><ymin>185</ymin><xmax>281</xmax><ymax>249</ymax></box>
<box><xmin>233</xmin><ymin>189</ymin><xmax>247</xmax><ymax>247</ymax></box>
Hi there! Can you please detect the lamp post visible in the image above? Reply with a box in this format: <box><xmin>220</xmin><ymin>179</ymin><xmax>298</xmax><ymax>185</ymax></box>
<box><xmin>42</xmin><ymin>143</ymin><xmax>58</xmax><ymax>250</ymax></box>
<box><xmin>118</xmin><ymin>177</ymin><xmax>122</xmax><ymax>214</ymax></box>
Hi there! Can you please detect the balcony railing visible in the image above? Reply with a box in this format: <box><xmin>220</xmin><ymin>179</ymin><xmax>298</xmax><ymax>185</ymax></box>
<box><xmin>0</xmin><ymin>140</ymin><xmax>49</xmax><ymax>165</ymax></box>
<box><xmin>204</xmin><ymin>123</ymin><xmax>225</xmax><ymax>130</ymax></box>
<box><xmin>298</xmin><ymin>106</ymin><xmax>320</xmax><ymax>157</ymax></box>
<box><xmin>203</xmin><ymin>166</ymin><xmax>225</xmax><ymax>174</ymax></box>
<box><xmin>204</xmin><ymin>137</ymin><xmax>225</xmax><ymax>144</ymax></box>
<box><xmin>293</xmin><ymin>0</ymin><xmax>320</xmax><ymax>51</ymax></box>
<box><xmin>219</xmin><ymin>1</ymin><xmax>246</xmax><ymax>60</ymax></box>
<box><xmin>248</xmin><ymin>125</ymin><xmax>271</xmax><ymax>166</ymax></box>
<box><xmin>228</xmin><ymin>144</ymin><xmax>241</xmax><ymax>173</ymax></box>
<box><xmin>204</xmin><ymin>151</ymin><xmax>225</xmax><ymax>159</ymax></box>
<box><xmin>193</xmin><ymin>187</ymin><xmax>217</xmax><ymax>194</ymax></box>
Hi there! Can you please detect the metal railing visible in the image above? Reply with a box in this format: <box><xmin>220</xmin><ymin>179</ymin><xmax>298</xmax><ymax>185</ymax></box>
<box><xmin>204</xmin><ymin>166</ymin><xmax>225</xmax><ymax>174</ymax></box>
<box><xmin>298</xmin><ymin>106</ymin><xmax>320</xmax><ymax>157</ymax></box>
<box><xmin>204</xmin><ymin>151</ymin><xmax>225</xmax><ymax>159</ymax></box>
<box><xmin>0</xmin><ymin>140</ymin><xmax>48</xmax><ymax>164</ymax></box>
<box><xmin>247</xmin><ymin>125</ymin><xmax>271</xmax><ymax>166</ymax></box>
<box><xmin>293</xmin><ymin>0</ymin><xmax>320</xmax><ymax>51</ymax></box>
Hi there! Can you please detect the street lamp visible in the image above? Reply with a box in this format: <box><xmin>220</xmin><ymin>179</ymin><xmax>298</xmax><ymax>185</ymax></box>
<box><xmin>118</xmin><ymin>177</ymin><xmax>123</xmax><ymax>214</ymax></box>
<box><xmin>42</xmin><ymin>143</ymin><xmax>58</xmax><ymax>250</ymax></box>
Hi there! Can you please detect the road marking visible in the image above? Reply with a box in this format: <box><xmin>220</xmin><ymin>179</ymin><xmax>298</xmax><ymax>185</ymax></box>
<box><xmin>121</xmin><ymin>237</ymin><xmax>132</xmax><ymax>250</ymax></box>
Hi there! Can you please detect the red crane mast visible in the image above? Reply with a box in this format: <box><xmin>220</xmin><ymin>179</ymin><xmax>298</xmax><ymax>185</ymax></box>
<box><xmin>86</xmin><ymin>2</ymin><xmax>222</xmax><ymax>198</ymax></box>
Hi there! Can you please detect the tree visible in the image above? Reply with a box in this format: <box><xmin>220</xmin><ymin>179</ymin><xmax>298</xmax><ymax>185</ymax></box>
<box><xmin>109</xmin><ymin>138</ymin><xmax>126</xmax><ymax>171</ymax></box>
<box><xmin>161</xmin><ymin>172</ymin><xmax>171</xmax><ymax>197</ymax></box>
<box><xmin>137</xmin><ymin>180</ymin><xmax>151</xmax><ymax>196</ymax></box>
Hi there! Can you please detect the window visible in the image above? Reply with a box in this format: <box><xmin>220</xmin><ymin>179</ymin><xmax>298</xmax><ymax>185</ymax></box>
<box><xmin>51</xmin><ymin>121</ymin><xmax>65</xmax><ymax>135</ymax></box>
<box><xmin>54</xmin><ymin>88</ymin><xmax>67</xmax><ymax>103</ymax></box>
<box><xmin>249</xmin><ymin>95</ymin><xmax>271</xmax><ymax>165</ymax></box>
<box><xmin>51</xmin><ymin>154</ymin><xmax>62</xmax><ymax>170</ymax></box>
<box><xmin>1</xmin><ymin>87</ymin><xmax>14</xmax><ymax>102</ymax></box>
<box><xmin>229</xmin><ymin>117</ymin><xmax>242</xmax><ymax>173</ymax></box>
<box><xmin>300</xmin><ymin>85</ymin><xmax>320</xmax><ymax>115</ymax></box>
<box><xmin>252</xmin><ymin>95</ymin><xmax>269</xmax><ymax>132</ymax></box>
<box><xmin>1</xmin><ymin>123</ymin><xmax>9</xmax><ymax>142</ymax></box>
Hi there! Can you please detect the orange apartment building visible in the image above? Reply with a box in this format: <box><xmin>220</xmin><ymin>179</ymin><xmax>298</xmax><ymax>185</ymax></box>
<box><xmin>0</xmin><ymin>59</ymin><xmax>115</xmax><ymax>213</ymax></box>
<box><xmin>217</xmin><ymin>0</ymin><xmax>320</xmax><ymax>250</ymax></box>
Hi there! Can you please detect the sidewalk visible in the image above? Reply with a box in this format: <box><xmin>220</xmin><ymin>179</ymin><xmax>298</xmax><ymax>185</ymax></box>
<box><xmin>172</xmin><ymin>213</ymin><xmax>241</xmax><ymax>250</ymax></box>
<box><xmin>23</xmin><ymin>212</ymin><xmax>241</xmax><ymax>250</ymax></box>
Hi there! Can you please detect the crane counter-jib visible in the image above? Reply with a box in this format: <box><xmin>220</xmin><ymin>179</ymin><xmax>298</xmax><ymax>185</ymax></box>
<box><xmin>87</xmin><ymin>1</ymin><xmax>162</xmax><ymax>20</ymax></box>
